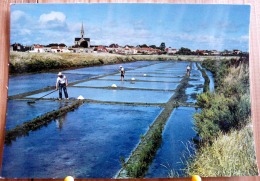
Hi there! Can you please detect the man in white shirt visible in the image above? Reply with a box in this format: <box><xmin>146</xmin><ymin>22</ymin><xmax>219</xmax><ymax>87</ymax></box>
<box><xmin>56</xmin><ymin>72</ymin><xmax>69</xmax><ymax>100</ymax></box>
<box><xmin>119</xmin><ymin>65</ymin><xmax>125</xmax><ymax>81</ymax></box>
<box><xmin>186</xmin><ymin>65</ymin><xmax>191</xmax><ymax>76</ymax></box>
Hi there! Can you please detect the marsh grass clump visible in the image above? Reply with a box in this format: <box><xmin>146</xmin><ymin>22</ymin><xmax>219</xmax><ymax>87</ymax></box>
<box><xmin>186</xmin><ymin>126</ymin><xmax>258</xmax><ymax>176</ymax></box>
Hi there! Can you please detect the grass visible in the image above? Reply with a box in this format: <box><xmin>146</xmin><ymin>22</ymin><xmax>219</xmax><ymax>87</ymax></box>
<box><xmin>9</xmin><ymin>52</ymin><xmax>130</xmax><ymax>74</ymax></box>
<box><xmin>185</xmin><ymin>125</ymin><xmax>258</xmax><ymax>176</ymax></box>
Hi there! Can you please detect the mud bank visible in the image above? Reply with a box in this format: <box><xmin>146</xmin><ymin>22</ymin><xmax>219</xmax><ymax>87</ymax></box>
<box><xmin>9</xmin><ymin>52</ymin><xmax>239</xmax><ymax>74</ymax></box>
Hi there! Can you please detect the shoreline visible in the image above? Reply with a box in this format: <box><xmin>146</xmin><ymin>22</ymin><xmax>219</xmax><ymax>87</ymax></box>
<box><xmin>9</xmin><ymin>52</ymin><xmax>239</xmax><ymax>75</ymax></box>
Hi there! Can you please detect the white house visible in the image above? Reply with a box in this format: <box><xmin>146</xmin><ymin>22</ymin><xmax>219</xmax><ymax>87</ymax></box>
<box><xmin>29</xmin><ymin>44</ymin><xmax>45</xmax><ymax>53</ymax></box>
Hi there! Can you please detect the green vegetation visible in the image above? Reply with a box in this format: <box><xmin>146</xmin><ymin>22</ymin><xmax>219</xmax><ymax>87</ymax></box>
<box><xmin>125</xmin><ymin>123</ymin><xmax>163</xmax><ymax>177</ymax></box>
<box><xmin>186</xmin><ymin>126</ymin><xmax>258</xmax><ymax>176</ymax></box>
<box><xmin>182</xmin><ymin>56</ymin><xmax>258</xmax><ymax>176</ymax></box>
<box><xmin>176</xmin><ymin>47</ymin><xmax>192</xmax><ymax>55</ymax></box>
<box><xmin>195</xmin><ymin>58</ymin><xmax>251</xmax><ymax>143</ymax></box>
<box><xmin>5</xmin><ymin>100</ymin><xmax>84</xmax><ymax>144</ymax></box>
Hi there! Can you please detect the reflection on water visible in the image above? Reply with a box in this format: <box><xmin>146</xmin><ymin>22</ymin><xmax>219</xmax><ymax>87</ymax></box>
<box><xmin>2</xmin><ymin>104</ymin><xmax>163</xmax><ymax>178</ymax></box>
<box><xmin>5</xmin><ymin>100</ymin><xmax>71</xmax><ymax>130</ymax></box>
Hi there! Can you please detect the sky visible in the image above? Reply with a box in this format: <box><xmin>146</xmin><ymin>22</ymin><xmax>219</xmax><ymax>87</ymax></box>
<box><xmin>10</xmin><ymin>3</ymin><xmax>250</xmax><ymax>51</ymax></box>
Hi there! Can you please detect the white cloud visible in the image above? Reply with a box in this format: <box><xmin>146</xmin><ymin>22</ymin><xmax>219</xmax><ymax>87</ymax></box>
<box><xmin>39</xmin><ymin>11</ymin><xmax>66</xmax><ymax>24</ymax></box>
<box><xmin>11</xmin><ymin>10</ymin><xmax>27</xmax><ymax>22</ymax></box>
<box><xmin>240</xmin><ymin>35</ymin><xmax>249</xmax><ymax>42</ymax></box>
<box><xmin>19</xmin><ymin>29</ymin><xmax>32</xmax><ymax>36</ymax></box>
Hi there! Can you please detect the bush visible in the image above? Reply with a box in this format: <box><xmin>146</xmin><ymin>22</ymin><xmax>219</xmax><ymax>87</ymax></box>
<box><xmin>194</xmin><ymin>58</ymin><xmax>251</xmax><ymax>144</ymax></box>
<box><xmin>194</xmin><ymin>93</ymin><xmax>236</xmax><ymax>142</ymax></box>
<box><xmin>235</xmin><ymin>94</ymin><xmax>251</xmax><ymax>128</ymax></box>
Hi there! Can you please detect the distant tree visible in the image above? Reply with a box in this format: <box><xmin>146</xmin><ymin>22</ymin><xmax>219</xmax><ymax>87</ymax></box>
<box><xmin>109</xmin><ymin>44</ymin><xmax>119</xmax><ymax>48</ymax></box>
<box><xmin>149</xmin><ymin>45</ymin><xmax>157</xmax><ymax>49</ymax></box>
<box><xmin>59</xmin><ymin>43</ymin><xmax>67</xmax><ymax>47</ymax></box>
<box><xmin>140</xmin><ymin>44</ymin><xmax>148</xmax><ymax>48</ymax></box>
<box><xmin>177</xmin><ymin>47</ymin><xmax>192</xmax><ymax>55</ymax></box>
<box><xmin>124</xmin><ymin>45</ymin><xmax>134</xmax><ymax>48</ymax></box>
<box><xmin>159</xmin><ymin>42</ymin><xmax>166</xmax><ymax>51</ymax></box>
<box><xmin>48</xmin><ymin>43</ymin><xmax>59</xmax><ymax>47</ymax></box>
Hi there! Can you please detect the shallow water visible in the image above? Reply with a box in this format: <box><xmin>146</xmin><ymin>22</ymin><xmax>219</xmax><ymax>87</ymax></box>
<box><xmin>27</xmin><ymin>87</ymin><xmax>175</xmax><ymax>103</ymax></box>
<box><xmin>125</xmin><ymin>72</ymin><xmax>185</xmax><ymax>78</ymax></box>
<box><xmin>2</xmin><ymin>103</ymin><xmax>163</xmax><ymax>178</ymax></box>
<box><xmin>145</xmin><ymin>107</ymin><xmax>198</xmax><ymax>178</ymax></box>
<box><xmin>74</xmin><ymin>80</ymin><xmax>179</xmax><ymax>91</ymax></box>
<box><xmin>3</xmin><ymin>60</ymin><xmax>214</xmax><ymax>178</ymax></box>
<box><xmin>63</xmin><ymin>61</ymin><xmax>157</xmax><ymax>75</ymax></box>
<box><xmin>206</xmin><ymin>70</ymin><xmax>215</xmax><ymax>92</ymax></box>
<box><xmin>5</xmin><ymin>100</ymin><xmax>70</xmax><ymax>130</ymax></box>
<box><xmin>99</xmin><ymin>75</ymin><xmax>182</xmax><ymax>82</ymax></box>
<box><xmin>8</xmin><ymin>61</ymin><xmax>157</xmax><ymax>97</ymax></box>
<box><xmin>8</xmin><ymin>73</ymin><xmax>93</xmax><ymax>96</ymax></box>
<box><xmin>125</xmin><ymin>61</ymin><xmax>187</xmax><ymax>73</ymax></box>
<box><xmin>185</xmin><ymin>63</ymin><xmax>204</xmax><ymax>103</ymax></box>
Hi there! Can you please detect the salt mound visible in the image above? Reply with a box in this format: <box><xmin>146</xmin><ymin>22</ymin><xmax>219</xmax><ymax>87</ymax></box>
<box><xmin>111</xmin><ymin>84</ymin><xmax>117</xmax><ymax>88</ymax></box>
<box><xmin>77</xmin><ymin>95</ymin><xmax>84</xmax><ymax>100</ymax></box>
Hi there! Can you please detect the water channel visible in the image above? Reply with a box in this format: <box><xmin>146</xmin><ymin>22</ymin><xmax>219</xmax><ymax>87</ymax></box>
<box><xmin>2</xmin><ymin>60</ymin><xmax>213</xmax><ymax>178</ymax></box>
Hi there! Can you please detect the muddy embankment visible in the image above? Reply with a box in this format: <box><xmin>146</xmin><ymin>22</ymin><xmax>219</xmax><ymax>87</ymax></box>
<box><xmin>9</xmin><ymin>52</ymin><xmax>239</xmax><ymax>74</ymax></box>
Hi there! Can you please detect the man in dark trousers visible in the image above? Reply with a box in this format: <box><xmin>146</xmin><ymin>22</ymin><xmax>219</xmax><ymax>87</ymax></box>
<box><xmin>186</xmin><ymin>65</ymin><xmax>191</xmax><ymax>76</ymax></box>
<box><xmin>56</xmin><ymin>72</ymin><xmax>69</xmax><ymax>100</ymax></box>
<box><xmin>119</xmin><ymin>65</ymin><xmax>125</xmax><ymax>81</ymax></box>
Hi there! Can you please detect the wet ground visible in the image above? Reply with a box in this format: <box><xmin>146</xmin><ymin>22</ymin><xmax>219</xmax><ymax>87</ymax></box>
<box><xmin>2</xmin><ymin>60</ymin><xmax>211</xmax><ymax>178</ymax></box>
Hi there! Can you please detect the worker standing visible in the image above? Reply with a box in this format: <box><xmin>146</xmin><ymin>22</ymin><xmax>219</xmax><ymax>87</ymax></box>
<box><xmin>186</xmin><ymin>65</ymin><xmax>191</xmax><ymax>76</ymax></box>
<box><xmin>56</xmin><ymin>72</ymin><xmax>69</xmax><ymax>100</ymax></box>
<box><xmin>119</xmin><ymin>65</ymin><xmax>125</xmax><ymax>81</ymax></box>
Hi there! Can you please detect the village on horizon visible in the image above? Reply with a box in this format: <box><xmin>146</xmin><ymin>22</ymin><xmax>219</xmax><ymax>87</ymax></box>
<box><xmin>10</xmin><ymin>23</ymin><xmax>246</xmax><ymax>56</ymax></box>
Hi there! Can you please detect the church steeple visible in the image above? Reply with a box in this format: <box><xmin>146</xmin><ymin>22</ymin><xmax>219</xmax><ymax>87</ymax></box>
<box><xmin>81</xmin><ymin>22</ymin><xmax>84</xmax><ymax>38</ymax></box>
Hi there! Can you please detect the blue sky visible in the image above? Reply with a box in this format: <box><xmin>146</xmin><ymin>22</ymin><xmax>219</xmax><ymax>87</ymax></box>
<box><xmin>11</xmin><ymin>3</ymin><xmax>250</xmax><ymax>51</ymax></box>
